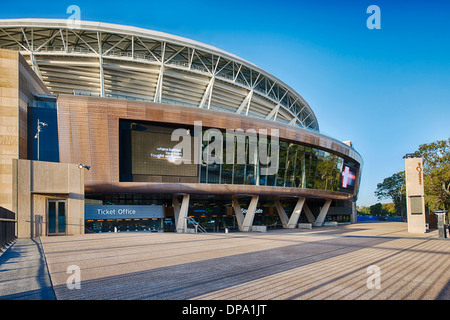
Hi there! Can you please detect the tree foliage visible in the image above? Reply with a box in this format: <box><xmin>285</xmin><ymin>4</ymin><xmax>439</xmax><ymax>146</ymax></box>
<box><xmin>374</xmin><ymin>137</ymin><xmax>450</xmax><ymax>215</ymax></box>
<box><xmin>416</xmin><ymin>138</ymin><xmax>450</xmax><ymax>211</ymax></box>
<box><xmin>374</xmin><ymin>171</ymin><xmax>406</xmax><ymax>217</ymax></box>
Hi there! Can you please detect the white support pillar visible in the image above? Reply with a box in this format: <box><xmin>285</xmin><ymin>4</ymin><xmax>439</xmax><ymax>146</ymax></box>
<box><xmin>99</xmin><ymin>55</ymin><xmax>105</xmax><ymax>97</ymax></box>
<box><xmin>274</xmin><ymin>199</ymin><xmax>289</xmax><ymax>228</ymax></box>
<box><xmin>313</xmin><ymin>199</ymin><xmax>332</xmax><ymax>227</ymax></box>
<box><xmin>302</xmin><ymin>202</ymin><xmax>316</xmax><ymax>224</ymax></box>
<box><xmin>154</xmin><ymin>42</ymin><xmax>166</xmax><ymax>103</ymax></box>
<box><xmin>198</xmin><ymin>76</ymin><xmax>215</xmax><ymax>109</ymax></box>
<box><xmin>242</xmin><ymin>196</ymin><xmax>259</xmax><ymax>232</ymax></box>
<box><xmin>173</xmin><ymin>194</ymin><xmax>180</xmax><ymax>227</ymax></box>
<box><xmin>235</xmin><ymin>89</ymin><xmax>253</xmax><ymax>115</ymax></box>
<box><xmin>232</xmin><ymin>196</ymin><xmax>259</xmax><ymax>232</ymax></box>
<box><xmin>232</xmin><ymin>196</ymin><xmax>244</xmax><ymax>227</ymax></box>
<box><xmin>175</xmin><ymin>194</ymin><xmax>190</xmax><ymax>233</ymax></box>
<box><xmin>287</xmin><ymin>197</ymin><xmax>305</xmax><ymax>228</ymax></box>
<box><xmin>154</xmin><ymin>64</ymin><xmax>164</xmax><ymax>103</ymax></box>
<box><xmin>97</xmin><ymin>32</ymin><xmax>105</xmax><ymax>97</ymax></box>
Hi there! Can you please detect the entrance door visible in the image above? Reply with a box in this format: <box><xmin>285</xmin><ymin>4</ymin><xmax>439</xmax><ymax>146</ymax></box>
<box><xmin>48</xmin><ymin>199</ymin><xmax>67</xmax><ymax>235</ymax></box>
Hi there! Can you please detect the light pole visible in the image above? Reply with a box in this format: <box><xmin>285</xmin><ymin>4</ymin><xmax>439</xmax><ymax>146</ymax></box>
<box><xmin>34</xmin><ymin>119</ymin><xmax>48</xmax><ymax>161</ymax></box>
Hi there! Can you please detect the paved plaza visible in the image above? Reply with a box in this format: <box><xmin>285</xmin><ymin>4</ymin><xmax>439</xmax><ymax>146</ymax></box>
<box><xmin>1</xmin><ymin>222</ymin><xmax>449</xmax><ymax>300</ymax></box>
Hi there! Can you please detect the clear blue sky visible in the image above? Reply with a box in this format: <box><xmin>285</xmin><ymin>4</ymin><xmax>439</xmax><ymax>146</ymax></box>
<box><xmin>2</xmin><ymin>0</ymin><xmax>449</xmax><ymax>207</ymax></box>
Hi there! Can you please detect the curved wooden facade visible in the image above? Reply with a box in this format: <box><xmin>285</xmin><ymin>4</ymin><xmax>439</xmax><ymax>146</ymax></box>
<box><xmin>57</xmin><ymin>94</ymin><xmax>362</xmax><ymax>201</ymax></box>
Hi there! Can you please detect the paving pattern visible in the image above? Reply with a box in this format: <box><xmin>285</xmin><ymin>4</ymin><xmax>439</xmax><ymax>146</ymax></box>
<box><xmin>36</xmin><ymin>223</ymin><xmax>449</xmax><ymax>300</ymax></box>
<box><xmin>0</xmin><ymin>239</ymin><xmax>55</xmax><ymax>300</ymax></box>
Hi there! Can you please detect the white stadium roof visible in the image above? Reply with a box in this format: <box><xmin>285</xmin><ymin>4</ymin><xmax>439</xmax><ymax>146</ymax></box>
<box><xmin>0</xmin><ymin>18</ymin><xmax>319</xmax><ymax>130</ymax></box>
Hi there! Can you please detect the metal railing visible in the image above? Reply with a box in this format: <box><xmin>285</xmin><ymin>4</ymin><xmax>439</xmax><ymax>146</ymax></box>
<box><xmin>186</xmin><ymin>217</ymin><xmax>207</xmax><ymax>234</ymax></box>
<box><xmin>0</xmin><ymin>207</ymin><xmax>16</xmax><ymax>249</ymax></box>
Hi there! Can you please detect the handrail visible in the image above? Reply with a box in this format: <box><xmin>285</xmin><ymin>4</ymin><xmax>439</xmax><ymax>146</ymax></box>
<box><xmin>186</xmin><ymin>217</ymin><xmax>207</xmax><ymax>234</ymax></box>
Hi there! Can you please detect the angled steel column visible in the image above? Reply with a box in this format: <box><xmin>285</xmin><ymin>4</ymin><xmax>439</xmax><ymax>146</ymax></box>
<box><xmin>274</xmin><ymin>198</ymin><xmax>306</xmax><ymax>228</ymax></box>
<box><xmin>274</xmin><ymin>199</ymin><xmax>289</xmax><ymax>228</ymax></box>
<box><xmin>232</xmin><ymin>195</ymin><xmax>259</xmax><ymax>232</ymax></box>
<box><xmin>172</xmin><ymin>194</ymin><xmax>180</xmax><ymax>227</ymax></box>
<box><xmin>302</xmin><ymin>202</ymin><xmax>316</xmax><ymax>224</ymax></box>
<box><xmin>313</xmin><ymin>199</ymin><xmax>332</xmax><ymax>227</ymax></box>
<box><xmin>231</xmin><ymin>196</ymin><xmax>244</xmax><ymax>228</ymax></box>
<box><xmin>175</xmin><ymin>194</ymin><xmax>190</xmax><ymax>233</ymax></box>
<box><xmin>288</xmin><ymin>197</ymin><xmax>306</xmax><ymax>228</ymax></box>
<box><xmin>242</xmin><ymin>195</ymin><xmax>259</xmax><ymax>232</ymax></box>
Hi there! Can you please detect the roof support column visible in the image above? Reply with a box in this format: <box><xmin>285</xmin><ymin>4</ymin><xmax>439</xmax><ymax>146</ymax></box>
<box><xmin>99</xmin><ymin>55</ymin><xmax>104</xmax><ymax>97</ymax></box>
<box><xmin>235</xmin><ymin>89</ymin><xmax>253</xmax><ymax>115</ymax></box>
<box><xmin>154</xmin><ymin>63</ymin><xmax>164</xmax><ymax>103</ymax></box>
<box><xmin>97</xmin><ymin>32</ymin><xmax>104</xmax><ymax>97</ymax></box>
<box><xmin>154</xmin><ymin>42</ymin><xmax>166</xmax><ymax>103</ymax></box>
<box><xmin>313</xmin><ymin>199</ymin><xmax>332</xmax><ymax>227</ymax></box>
<box><xmin>198</xmin><ymin>76</ymin><xmax>215</xmax><ymax>109</ymax></box>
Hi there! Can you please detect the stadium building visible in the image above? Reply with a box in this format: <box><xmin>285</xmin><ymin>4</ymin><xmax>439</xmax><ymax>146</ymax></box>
<box><xmin>0</xmin><ymin>19</ymin><xmax>362</xmax><ymax>237</ymax></box>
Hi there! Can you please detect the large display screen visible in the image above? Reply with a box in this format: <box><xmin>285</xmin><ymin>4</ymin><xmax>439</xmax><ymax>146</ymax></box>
<box><xmin>131</xmin><ymin>130</ymin><xmax>198</xmax><ymax>177</ymax></box>
<box><xmin>339</xmin><ymin>161</ymin><xmax>358</xmax><ymax>194</ymax></box>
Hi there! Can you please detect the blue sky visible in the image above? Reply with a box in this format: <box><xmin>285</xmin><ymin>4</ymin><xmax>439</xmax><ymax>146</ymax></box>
<box><xmin>2</xmin><ymin>0</ymin><xmax>449</xmax><ymax>207</ymax></box>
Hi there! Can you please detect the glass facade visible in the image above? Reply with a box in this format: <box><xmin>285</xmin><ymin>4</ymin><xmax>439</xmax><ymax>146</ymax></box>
<box><xmin>200</xmin><ymin>135</ymin><xmax>346</xmax><ymax>193</ymax></box>
<box><xmin>119</xmin><ymin>120</ymin><xmax>360</xmax><ymax>195</ymax></box>
<box><xmin>27</xmin><ymin>95</ymin><xmax>59</xmax><ymax>162</ymax></box>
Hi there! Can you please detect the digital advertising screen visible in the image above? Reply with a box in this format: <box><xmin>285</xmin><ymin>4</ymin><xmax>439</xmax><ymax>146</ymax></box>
<box><xmin>131</xmin><ymin>130</ymin><xmax>198</xmax><ymax>177</ymax></box>
<box><xmin>340</xmin><ymin>161</ymin><xmax>358</xmax><ymax>194</ymax></box>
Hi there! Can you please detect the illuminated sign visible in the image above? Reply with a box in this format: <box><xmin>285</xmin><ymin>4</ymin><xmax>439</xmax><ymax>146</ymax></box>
<box><xmin>341</xmin><ymin>166</ymin><xmax>356</xmax><ymax>188</ymax></box>
<box><xmin>84</xmin><ymin>205</ymin><xmax>165</xmax><ymax>220</ymax></box>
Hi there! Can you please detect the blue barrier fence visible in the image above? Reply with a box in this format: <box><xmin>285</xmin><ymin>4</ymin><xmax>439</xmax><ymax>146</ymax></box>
<box><xmin>357</xmin><ymin>215</ymin><xmax>404</xmax><ymax>222</ymax></box>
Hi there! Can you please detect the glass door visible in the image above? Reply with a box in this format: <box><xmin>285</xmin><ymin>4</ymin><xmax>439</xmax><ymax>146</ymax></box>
<box><xmin>48</xmin><ymin>199</ymin><xmax>66</xmax><ymax>235</ymax></box>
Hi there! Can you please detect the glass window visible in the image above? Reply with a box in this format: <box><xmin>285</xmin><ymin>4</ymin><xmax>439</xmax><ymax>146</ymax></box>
<box><xmin>233</xmin><ymin>164</ymin><xmax>245</xmax><ymax>185</ymax></box>
<box><xmin>27</xmin><ymin>105</ymin><xmax>59</xmax><ymax>162</ymax></box>
<box><xmin>200</xmin><ymin>163</ymin><xmax>207</xmax><ymax>183</ymax></box>
<box><xmin>275</xmin><ymin>169</ymin><xmax>285</xmax><ymax>187</ymax></box>
<box><xmin>207</xmin><ymin>164</ymin><xmax>220</xmax><ymax>184</ymax></box>
<box><xmin>244</xmin><ymin>165</ymin><xmax>256</xmax><ymax>185</ymax></box>
<box><xmin>221</xmin><ymin>163</ymin><xmax>233</xmax><ymax>184</ymax></box>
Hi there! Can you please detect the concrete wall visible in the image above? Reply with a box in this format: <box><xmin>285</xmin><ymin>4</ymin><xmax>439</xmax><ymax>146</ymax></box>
<box><xmin>405</xmin><ymin>158</ymin><xmax>427</xmax><ymax>233</ymax></box>
<box><xmin>12</xmin><ymin>159</ymin><xmax>84</xmax><ymax>238</ymax></box>
<box><xmin>0</xmin><ymin>49</ymin><xmax>49</xmax><ymax>211</ymax></box>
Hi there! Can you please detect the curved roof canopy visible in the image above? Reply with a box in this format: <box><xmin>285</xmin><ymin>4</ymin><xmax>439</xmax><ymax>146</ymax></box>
<box><xmin>0</xmin><ymin>19</ymin><xmax>319</xmax><ymax>131</ymax></box>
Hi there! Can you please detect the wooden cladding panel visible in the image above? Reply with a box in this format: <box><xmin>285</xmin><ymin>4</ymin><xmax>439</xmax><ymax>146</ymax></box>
<box><xmin>57</xmin><ymin>94</ymin><xmax>362</xmax><ymax>194</ymax></box>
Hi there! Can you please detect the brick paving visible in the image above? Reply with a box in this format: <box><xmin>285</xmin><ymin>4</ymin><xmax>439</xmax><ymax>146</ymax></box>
<box><xmin>0</xmin><ymin>238</ymin><xmax>55</xmax><ymax>300</ymax></box>
<box><xmin>36</xmin><ymin>222</ymin><xmax>450</xmax><ymax>300</ymax></box>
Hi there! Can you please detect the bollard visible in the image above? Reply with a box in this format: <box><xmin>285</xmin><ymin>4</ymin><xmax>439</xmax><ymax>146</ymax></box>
<box><xmin>435</xmin><ymin>210</ymin><xmax>447</xmax><ymax>239</ymax></box>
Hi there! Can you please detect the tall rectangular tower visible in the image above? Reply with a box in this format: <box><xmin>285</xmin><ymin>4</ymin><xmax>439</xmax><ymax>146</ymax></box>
<box><xmin>405</xmin><ymin>157</ymin><xmax>427</xmax><ymax>233</ymax></box>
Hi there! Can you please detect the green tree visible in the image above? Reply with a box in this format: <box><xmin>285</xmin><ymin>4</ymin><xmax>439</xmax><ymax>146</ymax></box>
<box><xmin>357</xmin><ymin>205</ymin><xmax>371</xmax><ymax>215</ymax></box>
<box><xmin>374</xmin><ymin>171</ymin><xmax>406</xmax><ymax>218</ymax></box>
<box><xmin>416</xmin><ymin>138</ymin><xmax>450</xmax><ymax>211</ymax></box>
<box><xmin>382</xmin><ymin>203</ymin><xmax>397</xmax><ymax>215</ymax></box>
<box><xmin>369</xmin><ymin>203</ymin><xmax>384</xmax><ymax>216</ymax></box>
